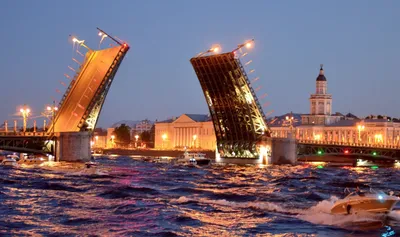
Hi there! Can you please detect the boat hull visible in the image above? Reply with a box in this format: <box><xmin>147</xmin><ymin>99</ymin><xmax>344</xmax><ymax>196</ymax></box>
<box><xmin>331</xmin><ymin>198</ymin><xmax>398</xmax><ymax>215</ymax></box>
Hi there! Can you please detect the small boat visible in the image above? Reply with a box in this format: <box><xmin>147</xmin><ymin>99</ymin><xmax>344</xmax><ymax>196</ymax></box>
<box><xmin>1</xmin><ymin>157</ymin><xmax>19</xmax><ymax>167</ymax></box>
<box><xmin>85</xmin><ymin>161</ymin><xmax>98</xmax><ymax>168</ymax></box>
<box><xmin>19</xmin><ymin>155</ymin><xmax>46</xmax><ymax>165</ymax></box>
<box><xmin>331</xmin><ymin>188</ymin><xmax>399</xmax><ymax>215</ymax></box>
<box><xmin>177</xmin><ymin>151</ymin><xmax>211</xmax><ymax>166</ymax></box>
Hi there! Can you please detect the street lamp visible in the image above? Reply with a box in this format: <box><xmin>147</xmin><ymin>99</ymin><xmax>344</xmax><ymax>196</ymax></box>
<box><xmin>192</xmin><ymin>134</ymin><xmax>197</xmax><ymax>149</ymax></box>
<box><xmin>285</xmin><ymin>112</ymin><xmax>295</xmax><ymax>136</ymax></box>
<box><xmin>46</xmin><ymin>101</ymin><xmax>58</xmax><ymax>134</ymax></box>
<box><xmin>20</xmin><ymin>105</ymin><xmax>31</xmax><ymax>133</ymax></box>
<box><xmin>135</xmin><ymin>134</ymin><xmax>139</xmax><ymax>148</ymax></box>
<box><xmin>233</xmin><ymin>39</ymin><xmax>255</xmax><ymax>53</ymax></box>
<box><xmin>357</xmin><ymin>125</ymin><xmax>365</xmax><ymax>143</ymax></box>
<box><xmin>195</xmin><ymin>44</ymin><xmax>222</xmax><ymax>57</ymax></box>
<box><xmin>72</xmin><ymin>37</ymin><xmax>92</xmax><ymax>51</ymax></box>
<box><xmin>162</xmin><ymin>134</ymin><xmax>167</xmax><ymax>149</ymax></box>
<box><xmin>111</xmin><ymin>135</ymin><xmax>115</xmax><ymax>148</ymax></box>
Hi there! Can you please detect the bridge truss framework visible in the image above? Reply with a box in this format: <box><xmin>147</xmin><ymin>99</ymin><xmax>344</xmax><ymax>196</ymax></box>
<box><xmin>190</xmin><ymin>52</ymin><xmax>271</xmax><ymax>158</ymax></box>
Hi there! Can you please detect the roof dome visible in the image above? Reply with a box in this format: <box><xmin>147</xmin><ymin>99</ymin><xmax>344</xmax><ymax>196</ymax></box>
<box><xmin>316</xmin><ymin>64</ymin><xmax>327</xmax><ymax>81</ymax></box>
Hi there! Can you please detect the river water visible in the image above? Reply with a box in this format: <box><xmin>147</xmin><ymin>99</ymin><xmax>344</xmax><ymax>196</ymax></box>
<box><xmin>0</xmin><ymin>155</ymin><xmax>399</xmax><ymax>236</ymax></box>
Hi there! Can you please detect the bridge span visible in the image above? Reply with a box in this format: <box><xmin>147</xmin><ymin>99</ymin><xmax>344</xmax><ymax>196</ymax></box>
<box><xmin>0</xmin><ymin>28</ymin><xmax>129</xmax><ymax>161</ymax></box>
<box><xmin>298</xmin><ymin>140</ymin><xmax>400</xmax><ymax>162</ymax></box>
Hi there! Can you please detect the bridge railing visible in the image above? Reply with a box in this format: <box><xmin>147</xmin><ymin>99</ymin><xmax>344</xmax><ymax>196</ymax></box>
<box><xmin>0</xmin><ymin>132</ymin><xmax>51</xmax><ymax>137</ymax></box>
<box><xmin>297</xmin><ymin>139</ymin><xmax>400</xmax><ymax>150</ymax></box>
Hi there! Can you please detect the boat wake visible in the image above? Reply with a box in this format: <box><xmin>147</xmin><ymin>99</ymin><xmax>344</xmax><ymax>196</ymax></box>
<box><xmin>170</xmin><ymin>195</ymin><xmax>400</xmax><ymax>229</ymax></box>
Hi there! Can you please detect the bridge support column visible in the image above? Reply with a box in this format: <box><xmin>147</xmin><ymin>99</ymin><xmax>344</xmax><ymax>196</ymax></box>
<box><xmin>270</xmin><ymin>135</ymin><xmax>297</xmax><ymax>165</ymax></box>
<box><xmin>55</xmin><ymin>132</ymin><xmax>91</xmax><ymax>162</ymax></box>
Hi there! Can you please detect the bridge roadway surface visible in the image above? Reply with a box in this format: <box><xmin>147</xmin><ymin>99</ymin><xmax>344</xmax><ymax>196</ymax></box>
<box><xmin>53</xmin><ymin>46</ymin><xmax>122</xmax><ymax>132</ymax></box>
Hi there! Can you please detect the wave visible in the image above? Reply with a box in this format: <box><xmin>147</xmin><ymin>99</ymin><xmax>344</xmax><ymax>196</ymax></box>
<box><xmin>171</xmin><ymin>195</ymin><xmax>399</xmax><ymax>229</ymax></box>
<box><xmin>98</xmin><ymin>186</ymin><xmax>160</xmax><ymax>199</ymax></box>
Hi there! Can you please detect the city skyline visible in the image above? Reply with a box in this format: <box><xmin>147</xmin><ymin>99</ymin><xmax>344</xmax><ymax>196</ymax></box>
<box><xmin>0</xmin><ymin>1</ymin><xmax>399</xmax><ymax>128</ymax></box>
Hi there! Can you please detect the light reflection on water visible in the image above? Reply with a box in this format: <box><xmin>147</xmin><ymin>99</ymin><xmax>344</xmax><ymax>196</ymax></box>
<box><xmin>0</xmin><ymin>156</ymin><xmax>399</xmax><ymax>236</ymax></box>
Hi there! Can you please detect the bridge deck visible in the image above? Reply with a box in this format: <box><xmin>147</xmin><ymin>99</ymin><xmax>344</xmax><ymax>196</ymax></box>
<box><xmin>190</xmin><ymin>52</ymin><xmax>269</xmax><ymax>158</ymax></box>
<box><xmin>53</xmin><ymin>46</ymin><xmax>123</xmax><ymax>132</ymax></box>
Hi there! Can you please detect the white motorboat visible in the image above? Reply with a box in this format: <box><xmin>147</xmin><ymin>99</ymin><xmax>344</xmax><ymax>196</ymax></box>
<box><xmin>1</xmin><ymin>157</ymin><xmax>19</xmax><ymax>167</ymax></box>
<box><xmin>331</xmin><ymin>188</ymin><xmax>399</xmax><ymax>215</ymax></box>
<box><xmin>177</xmin><ymin>151</ymin><xmax>211</xmax><ymax>166</ymax></box>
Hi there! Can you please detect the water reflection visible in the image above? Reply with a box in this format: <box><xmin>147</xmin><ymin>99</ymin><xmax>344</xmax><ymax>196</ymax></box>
<box><xmin>0</xmin><ymin>156</ymin><xmax>399</xmax><ymax>236</ymax></box>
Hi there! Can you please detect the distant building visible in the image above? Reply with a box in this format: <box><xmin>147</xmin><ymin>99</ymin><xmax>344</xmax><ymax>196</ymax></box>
<box><xmin>92</xmin><ymin>128</ymin><xmax>107</xmax><ymax>149</ymax></box>
<box><xmin>131</xmin><ymin>119</ymin><xmax>153</xmax><ymax>136</ymax></box>
<box><xmin>301</xmin><ymin>65</ymin><xmax>342</xmax><ymax>125</ymax></box>
<box><xmin>154</xmin><ymin>114</ymin><xmax>216</xmax><ymax>150</ymax></box>
<box><xmin>106</xmin><ymin>127</ymin><xmax>115</xmax><ymax>148</ymax></box>
<box><xmin>270</xmin><ymin>65</ymin><xmax>400</xmax><ymax>146</ymax></box>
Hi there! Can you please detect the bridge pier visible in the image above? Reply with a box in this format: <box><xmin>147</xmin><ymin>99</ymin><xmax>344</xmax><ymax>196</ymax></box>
<box><xmin>55</xmin><ymin>132</ymin><xmax>91</xmax><ymax>162</ymax></box>
<box><xmin>270</xmin><ymin>136</ymin><xmax>297</xmax><ymax>165</ymax></box>
<box><xmin>215</xmin><ymin>137</ymin><xmax>297</xmax><ymax>165</ymax></box>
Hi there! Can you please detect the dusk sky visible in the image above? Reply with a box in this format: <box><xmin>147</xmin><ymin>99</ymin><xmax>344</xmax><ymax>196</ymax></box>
<box><xmin>0</xmin><ymin>1</ymin><xmax>399</xmax><ymax>128</ymax></box>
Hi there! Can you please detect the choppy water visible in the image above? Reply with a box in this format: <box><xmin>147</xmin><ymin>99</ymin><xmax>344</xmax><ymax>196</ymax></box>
<box><xmin>0</xmin><ymin>156</ymin><xmax>399</xmax><ymax>236</ymax></box>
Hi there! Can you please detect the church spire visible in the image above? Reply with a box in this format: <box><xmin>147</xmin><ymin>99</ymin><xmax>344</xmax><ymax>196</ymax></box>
<box><xmin>316</xmin><ymin>64</ymin><xmax>326</xmax><ymax>81</ymax></box>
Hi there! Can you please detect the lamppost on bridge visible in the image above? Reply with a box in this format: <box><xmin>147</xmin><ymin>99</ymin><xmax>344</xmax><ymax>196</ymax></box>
<box><xmin>46</xmin><ymin>101</ymin><xmax>58</xmax><ymax>134</ymax></box>
<box><xmin>232</xmin><ymin>39</ymin><xmax>255</xmax><ymax>53</ymax></box>
<box><xmin>72</xmin><ymin>37</ymin><xmax>92</xmax><ymax>52</ymax></box>
<box><xmin>20</xmin><ymin>105</ymin><xmax>31</xmax><ymax>133</ymax></box>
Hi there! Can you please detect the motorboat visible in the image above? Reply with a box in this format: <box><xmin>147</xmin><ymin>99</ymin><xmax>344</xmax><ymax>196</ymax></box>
<box><xmin>1</xmin><ymin>157</ymin><xmax>19</xmax><ymax>167</ymax></box>
<box><xmin>331</xmin><ymin>188</ymin><xmax>399</xmax><ymax>215</ymax></box>
<box><xmin>177</xmin><ymin>151</ymin><xmax>211</xmax><ymax>166</ymax></box>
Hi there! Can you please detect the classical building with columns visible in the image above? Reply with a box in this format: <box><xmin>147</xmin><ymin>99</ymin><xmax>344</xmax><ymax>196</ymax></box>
<box><xmin>154</xmin><ymin>114</ymin><xmax>216</xmax><ymax>150</ymax></box>
<box><xmin>270</xmin><ymin>65</ymin><xmax>400</xmax><ymax>146</ymax></box>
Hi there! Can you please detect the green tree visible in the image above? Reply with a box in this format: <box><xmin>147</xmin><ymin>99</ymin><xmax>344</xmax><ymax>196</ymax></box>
<box><xmin>141</xmin><ymin>131</ymin><xmax>151</xmax><ymax>142</ymax></box>
<box><xmin>113</xmin><ymin>124</ymin><xmax>131</xmax><ymax>147</ymax></box>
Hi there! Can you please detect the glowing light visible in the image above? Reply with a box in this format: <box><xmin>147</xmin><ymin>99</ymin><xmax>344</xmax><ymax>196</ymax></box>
<box><xmin>162</xmin><ymin>134</ymin><xmax>167</xmax><ymax>140</ymax></box>
<box><xmin>245</xmin><ymin>42</ymin><xmax>252</xmax><ymax>48</ymax></box>
<box><xmin>98</xmin><ymin>32</ymin><xmax>103</xmax><ymax>36</ymax></box>
<box><xmin>212</xmin><ymin>47</ymin><xmax>220</xmax><ymax>53</ymax></box>
<box><xmin>72</xmin><ymin>38</ymin><xmax>78</xmax><ymax>42</ymax></box>
<box><xmin>317</xmin><ymin>150</ymin><xmax>323</xmax><ymax>155</ymax></box>
<box><xmin>20</xmin><ymin>109</ymin><xmax>24</xmax><ymax>113</ymax></box>
<box><xmin>344</xmin><ymin>150</ymin><xmax>349</xmax><ymax>154</ymax></box>
<box><xmin>47</xmin><ymin>106</ymin><xmax>51</xmax><ymax>111</ymax></box>
<box><xmin>372</xmin><ymin>151</ymin><xmax>377</xmax><ymax>156</ymax></box>
<box><xmin>314</xmin><ymin>134</ymin><xmax>321</xmax><ymax>141</ymax></box>
<box><xmin>378</xmin><ymin>195</ymin><xmax>383</xmax><ymax>200</ymax></box>
<box><xmin>111</xmin><ymin>135</ymin><xmax>115</xmax><ymax>139</ymax></box>
<box><xmin>371</xmin><ymin>165</ymin><xmax>379</xmax><ymax>170</ymax></box>
<box><xmin>317</xmin><ymin>165</ymin><xmax>324</xmax><ymax>169</ymax></box>
<box><xmin>123</xmin><ymin>43</ymin><xmax>128</xmax><ymax>47</ymax></box>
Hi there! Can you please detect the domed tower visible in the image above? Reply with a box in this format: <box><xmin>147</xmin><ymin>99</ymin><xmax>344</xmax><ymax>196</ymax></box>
<box><xmin>310</xmin><ymin>64</ymin><xmax>332</xmax><ymax>115</ymax></box>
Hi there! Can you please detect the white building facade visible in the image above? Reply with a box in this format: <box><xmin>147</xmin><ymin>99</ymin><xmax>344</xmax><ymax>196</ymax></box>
<box><xmin>155</xmin><ymin>114</ymin><xmax>216</xmax><ymax>150</ymax></box>
<box><xmin>270</xmin><ymin>65</ymin><xmax>400</xmax><ymax>147</ymax></box>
